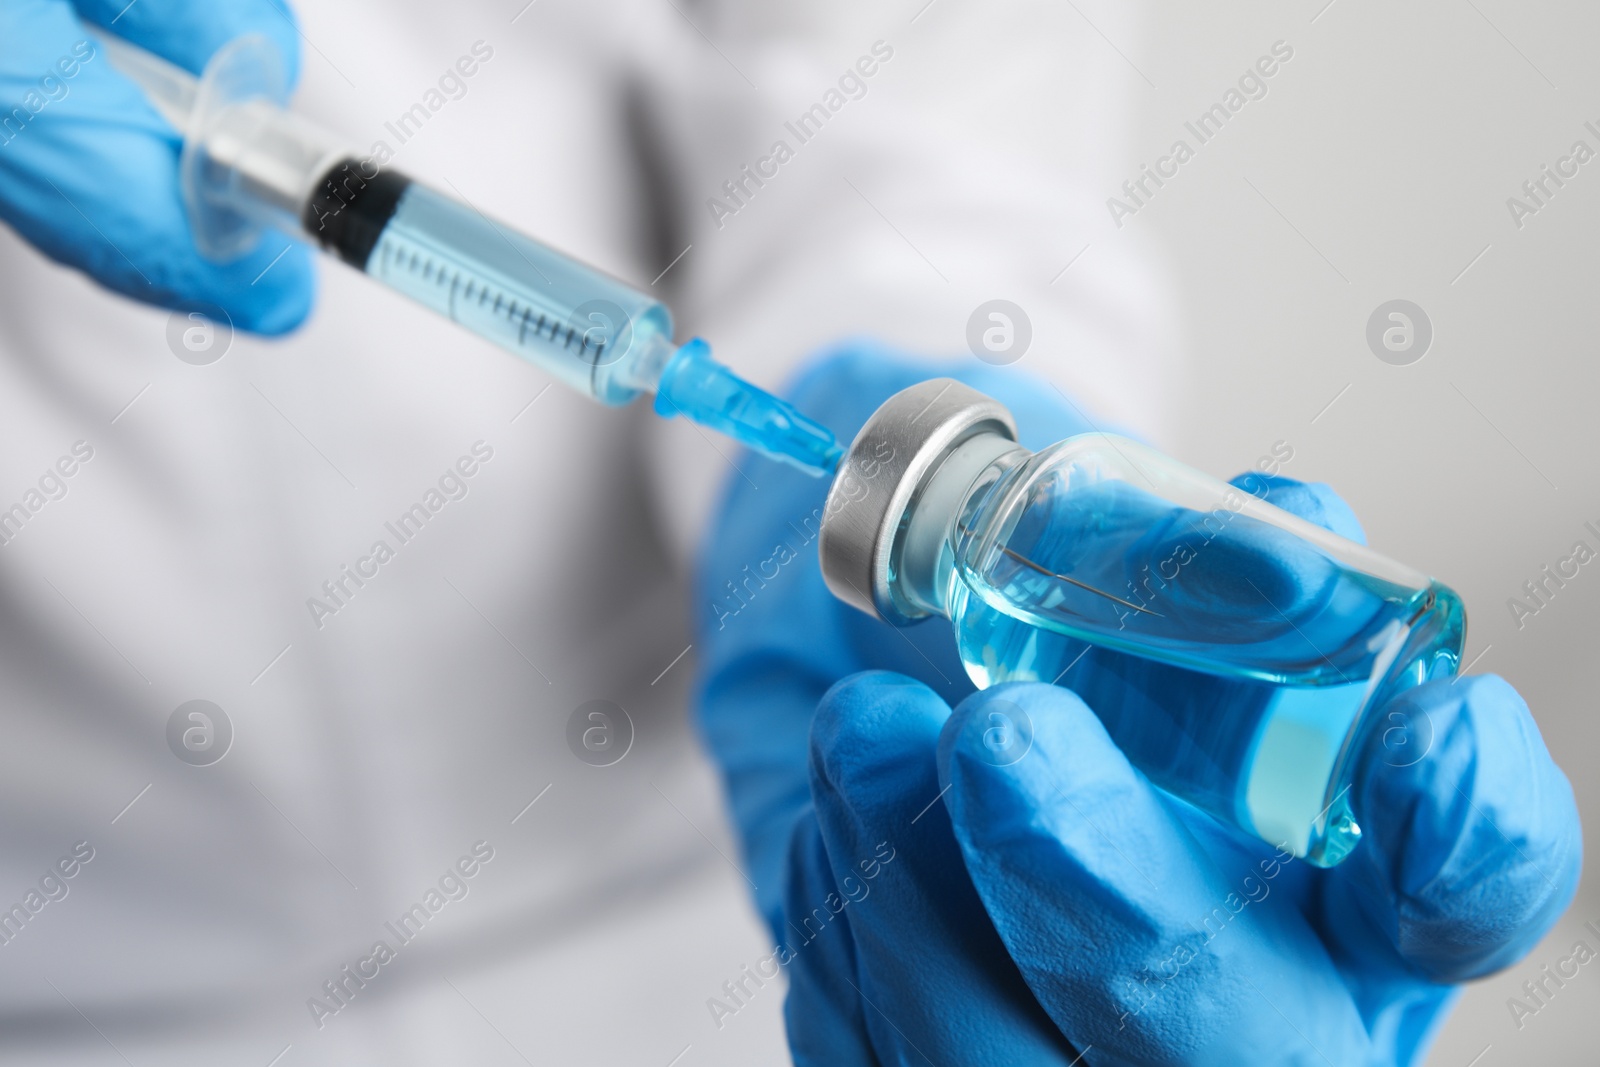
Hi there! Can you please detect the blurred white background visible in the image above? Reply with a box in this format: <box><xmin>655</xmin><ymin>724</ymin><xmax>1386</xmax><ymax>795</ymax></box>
<box><xmin>1111</xmin><ymin>1</ymin><xmax>1598</xmax><ymax>1061</ymax></box>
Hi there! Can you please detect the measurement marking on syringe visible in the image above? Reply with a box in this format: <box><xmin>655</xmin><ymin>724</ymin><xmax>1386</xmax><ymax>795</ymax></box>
<box><xmin>377</xmin><ymin>231</ymin><xmax>614</xmax><ymax>361</ymax></box>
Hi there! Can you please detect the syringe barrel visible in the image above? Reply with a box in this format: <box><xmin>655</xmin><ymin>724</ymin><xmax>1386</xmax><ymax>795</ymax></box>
<box><xmin>194</xmin><ymin>103</ymin><xmax>677</xmax><ymax>404</ymax></box>
<box><xmin>100</xmin><ymin>30</ymin><xmax>676</xmax><ymax>404</ymax></box>
<box><xmin>299</xmin><ymin>160</ymin><xmax>676</xmax><ymax>406</ymax></box>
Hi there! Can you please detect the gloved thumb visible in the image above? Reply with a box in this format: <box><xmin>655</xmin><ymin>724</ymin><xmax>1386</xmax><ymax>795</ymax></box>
<box><xmin>0</xmin><ymin>0</ymin><xmax>314</xmax><ymax>334</ymax></box>
<box><xmin>787</xmin><ymin>671</ymin><xmax>1080</xmax><ymax>1064</ymax></box>
<box><xmin>938</xmin><ymin>683</ymin><xmax>1370</xmax><ymax>1065</ymax></box>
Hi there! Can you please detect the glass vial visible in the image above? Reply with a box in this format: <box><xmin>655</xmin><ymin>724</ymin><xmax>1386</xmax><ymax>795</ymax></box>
<box><xmin>818</xmin><ymin>380</ymin><xmax>1464</xmax><ymax>866</ymax></box>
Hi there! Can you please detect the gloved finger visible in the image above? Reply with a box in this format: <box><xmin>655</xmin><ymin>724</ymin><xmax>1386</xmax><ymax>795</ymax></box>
<box><xmin>776</xmin><ymin>817</ymin><xmax>877</xmax><ymax>1067</ymax></box>
<box><xmin>67</xmin><ymin>0</ymin><xmax>302</xmax><ymax>82</ymax></box>
<box><xmin>1326</xmin><ymin>674</ymin><xmax>1582</xmax><ymax>983</ymax></box>
<box><xmin>1037</xmin><ymin>479</ymin><xmax>1351</xmax><ymax>643</ymax></box>
<box><xmin>0</xmin><ymin>1</ymin><xmax>313</xmax><ymax>333</ymax></box>
<box><xmin>793</xmin><ymin>671</ymin><xmax>1080</xmax><ymax>1064</ymax></box>
<box><xmin>1051</xmin><ymin>474</ymin><xmax>1363</xmax><ymax>667</ymax></box>
<box><xmin>939</xmin><ymin>683</ymin><xmax>1371</xmax><ymax>1066</ymax></box>
<box><xmin>1229</xmin><ymin>472</ymin><xmax>1367</xmax><ymax>546</ymax></box>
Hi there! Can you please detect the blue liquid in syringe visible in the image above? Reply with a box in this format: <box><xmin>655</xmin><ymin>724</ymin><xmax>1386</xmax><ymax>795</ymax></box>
<box><xmin>366</xmin><ymin>184</ymin><xmax>674</xmax><ymax>405</ymax></box>
<box><xmin>304</xmin><ymin>164</ymin><xmax>842</xmax><ymax>474</ymax></box>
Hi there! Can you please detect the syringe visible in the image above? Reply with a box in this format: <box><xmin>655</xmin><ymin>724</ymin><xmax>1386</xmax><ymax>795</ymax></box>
<box><xmin>96</xmin><ymin>33</ymin><xmax>843</xmax><ymax>476</ymax></box>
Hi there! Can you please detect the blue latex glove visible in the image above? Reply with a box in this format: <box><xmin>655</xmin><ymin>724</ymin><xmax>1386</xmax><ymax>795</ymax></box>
<box><xmin>0</xmin><ymin>0</ymin><xmax>313</xmax><ymax>333</ymax></box>
<box><xmin>695</xmin><ymin>344</ymin><xmax>1582</xmax><ymax>1065</ymax></box>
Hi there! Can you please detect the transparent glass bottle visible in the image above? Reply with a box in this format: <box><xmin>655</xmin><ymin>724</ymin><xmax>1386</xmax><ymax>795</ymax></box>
<box><xmin>818</xmin><ymin>380</ymin><xmax>1465</xmax><ymax>866</ymax></box>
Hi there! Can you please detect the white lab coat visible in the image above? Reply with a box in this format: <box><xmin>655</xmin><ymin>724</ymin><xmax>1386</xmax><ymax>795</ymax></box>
<box><xmin>0</xmin><ymin>1</ymin><xmax>1177</xmax><ymax>1062</ymax></box>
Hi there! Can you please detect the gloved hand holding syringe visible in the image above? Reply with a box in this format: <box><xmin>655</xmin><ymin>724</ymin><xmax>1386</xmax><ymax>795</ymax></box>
<box><xmin>96</xmin><ymin>32</ymin><xmax>845</xmax><ymax>477</ymax></box>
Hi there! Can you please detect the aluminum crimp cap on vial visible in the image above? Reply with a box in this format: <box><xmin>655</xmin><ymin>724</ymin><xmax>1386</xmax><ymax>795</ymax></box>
<box><xmin>818</xmin><ymin>379</ymin><xmax>1016</xmax><ymax>625</ymax></box>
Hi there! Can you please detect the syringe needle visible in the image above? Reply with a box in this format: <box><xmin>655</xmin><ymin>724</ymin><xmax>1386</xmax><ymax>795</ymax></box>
<box><xmin>654</xmin><ymin>341</ymin><xmax>844</xmax><ymax>476</ymax></box>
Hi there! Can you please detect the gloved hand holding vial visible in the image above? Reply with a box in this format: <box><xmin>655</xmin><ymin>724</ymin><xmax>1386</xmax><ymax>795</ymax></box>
<box><xmin>696</xmin><ymin>351</ymin><xmax>1581</xmax><ymax>1065</ymax></box>
<box><xmin>816</xmin><ymin>378</ymin><xmax>1464</xmax><ymax>865</ymax></box>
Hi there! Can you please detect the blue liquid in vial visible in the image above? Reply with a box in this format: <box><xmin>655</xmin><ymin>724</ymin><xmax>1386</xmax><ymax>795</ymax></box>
<box><xmin>949</xmin><ymin>481</ymin><xmax>1463</xmax><ymax>864</ymax></box>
